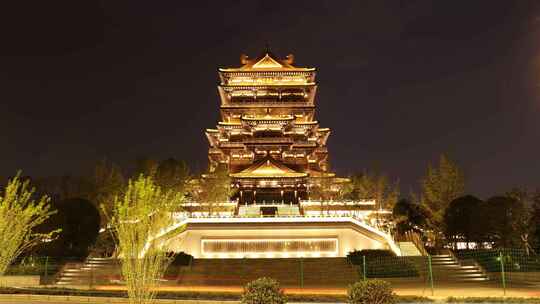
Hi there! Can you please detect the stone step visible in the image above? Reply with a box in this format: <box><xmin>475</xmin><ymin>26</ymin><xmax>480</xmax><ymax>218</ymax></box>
<box><xmin>422</xmin><ymin>255</ymin><xmax>490</xmax><ymax>283</ymax></box>
<box><xmin>449</xmin><ymin>274</ymin><xmax>487</xmax><ymax>279</ymax></box>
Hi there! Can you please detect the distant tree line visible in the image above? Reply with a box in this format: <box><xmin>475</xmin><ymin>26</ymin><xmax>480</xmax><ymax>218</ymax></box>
<box><xmin>342</xmin><ymin>154</ymin><xmax>540</xmax><ymax>252</ymax></box>
<box><xmin>391</xmin><ymin>155</ymin><xmax>540</xmax><ymax>252</ymax></box>
<box><xmin>2</xmin><ymin>153</ymin><xmax>539</xmax><ymax>260</ymax></box>
<box><xmin>1</xmin><ymin>157</ymin><xmax>198</xmax><ymax>259</ymax></box>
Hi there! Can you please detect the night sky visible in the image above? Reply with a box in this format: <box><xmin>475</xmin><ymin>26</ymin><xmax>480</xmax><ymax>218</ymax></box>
<box><xmin>1</xmin><ymin>1</ymin><xmax>539</xmax><ymax>198</ymax></box>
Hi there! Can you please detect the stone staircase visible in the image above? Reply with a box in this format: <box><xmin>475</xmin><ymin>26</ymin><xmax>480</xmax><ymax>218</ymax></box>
<box><xmin>56</xmin><ymin>257</ymin><xmax>120</xmax><ymax>286</ymax></box>
<box><xmin>429</xmin><ymin>254</ymin><xmax>489</xmax><ymax>283</ymax></box>
<box><xmin>174</xmin><ymin>258</ymin><xmax>360</xmax><ymax>287</ymax></box>
<box><xmin>55</xmin><ymin>257</ymin><xmax>360</xmax><ymax>287</ymax></box>
<box><xmin>398</xmin><ymin>242</ymin><xmax>423</xmax><ymax>256</ymax></box>
<box><xmin>53</xmin><ymin>254</ymin><xmax>490</xmax><ymax>286</ymax></box>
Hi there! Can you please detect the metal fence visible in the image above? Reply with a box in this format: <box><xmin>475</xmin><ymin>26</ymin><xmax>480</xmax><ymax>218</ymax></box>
<box><xmin>351</xmin><ymin>248</ymin><xmax>540</xmax><ymax>296</ymax></box>
<box><xmin>5</xmin><ymin>256</ymin><xmax>84</xmax><ymax>285</ymax></box>
<box><xmin>4</xmin><ymin>249</ymin><xmax>540</xmax><ymax>296</ymax></box>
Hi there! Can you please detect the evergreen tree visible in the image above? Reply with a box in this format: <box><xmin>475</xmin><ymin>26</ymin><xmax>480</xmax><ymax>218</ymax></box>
<box><xmin>419</xmin><ymin>154</ymin><xmax>465</xmax><ymax>244</ymax></box>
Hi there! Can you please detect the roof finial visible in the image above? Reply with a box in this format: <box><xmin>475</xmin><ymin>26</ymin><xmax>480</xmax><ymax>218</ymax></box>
<box><xmin>240</xmin><ymin>54</ymin><xmax>249</xmax><ymax>65</ymax></box>
<box><xmin>264</xmin><ymin>41</ymin><xmax>270</xmax><ymax>54</ymax></box>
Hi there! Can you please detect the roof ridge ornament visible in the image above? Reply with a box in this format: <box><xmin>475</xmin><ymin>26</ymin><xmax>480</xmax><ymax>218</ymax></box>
<box><xmin>252</xmin><ymin>54</ymin><xmax>283</xmax><ymax>69</ymax></box>
<box><xmin>220</xmin><ymin>51</ymin><xmax>314</xmax><ymax>72</ymax></box>
<box><xmin>240</xmin><ymin>54</ymin><xmax>249</xmax><ymax>65</ymax></box>
<box><xmin>285</xmin><ymin>54</ymin><xmax>294</xmax><ymax>65</ymax></box>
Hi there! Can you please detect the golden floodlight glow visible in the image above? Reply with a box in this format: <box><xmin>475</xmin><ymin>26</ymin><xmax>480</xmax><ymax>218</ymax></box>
<box><xmin>201</xmin><ymin>238</ymin><xmax>339</xmax><ymax>256</ymax></box>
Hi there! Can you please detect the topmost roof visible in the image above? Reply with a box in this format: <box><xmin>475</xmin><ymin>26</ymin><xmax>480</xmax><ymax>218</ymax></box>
<box><xmin>230</xmin><ymin>155</ymin><xmax>307</xmax><ymax>178</ymax></box>
<box><xmin>219</xmin><ymin>51</ymin><xmax>315</xmax><ymax>72</ymax></box>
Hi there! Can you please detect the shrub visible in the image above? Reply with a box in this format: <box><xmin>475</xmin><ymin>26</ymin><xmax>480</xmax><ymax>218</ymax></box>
<box><xmin>5</xmin><ymin>256</ymin><xmax>44</xmax><ymax>275</ymax></box>
<box><xmin>347</xmin><ymin>249</ymin><xmax>395</xmax><ymax>264</ymax></box>
<box><xmin>241</xmin><ymin>277</ymin><xmax>287</xmax><ymax>304</ymax></box>
<box><xmin>170</xmin><ymin>252</ymin><xmax>193</xmax><ymax>266</ymax></box>
<box><xmin>164</xmin><ymin>252</ymin><xmax>194</xmax><ymax>279</ymax></box>
<box><xmin>347</xmin><ymin>250</ymin><xmax>419</xmax><ymax>278</ymax></box>
<box><xmin>347</xmin><ymin>279</ymin><xmax>396</xmax><ymax>304</ymax></box>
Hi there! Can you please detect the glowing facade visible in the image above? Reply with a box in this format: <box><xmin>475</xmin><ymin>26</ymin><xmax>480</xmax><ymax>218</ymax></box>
<box><xmin>205</xmin><ymin>52</ymin><xmax>333</xmax><ymax>204</ymax></box>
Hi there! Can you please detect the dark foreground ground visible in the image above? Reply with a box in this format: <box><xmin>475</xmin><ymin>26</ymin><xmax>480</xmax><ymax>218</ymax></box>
<box><xmin>2</xmin><ymin>283</ymin><xmax>540</xmax><ymax>303</ymax></box>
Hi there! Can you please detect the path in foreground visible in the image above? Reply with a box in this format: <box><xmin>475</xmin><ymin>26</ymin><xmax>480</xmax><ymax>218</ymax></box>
<box><xmin>96</xmin><ymin>283</ymin><xmax>540</xmax><ymax>299</ymax></box>
<box><xmin>1</xmin><ymin>282</ymin><xmax>539</xmax><ymax>303</ymax></box>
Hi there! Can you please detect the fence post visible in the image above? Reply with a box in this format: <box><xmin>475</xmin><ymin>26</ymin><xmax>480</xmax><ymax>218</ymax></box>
<box><xmin>427</xmin><ymin>255</ymin><xmax>434</xmax><ymax>296</ymax></box>
<box><xmin>89</xmin><ymin>262</ymin><xmax>94</xmax><ymax>290</ymax></box>
<box><xmin>44</xmin><ymin>256</ymin><xmax>49</xmax><ymax>284</ymax></box>
<box><xmin>299</xmin><ymin>258</ymin><xmax>304</xmax><ymax>288</ymax></box>
<box><xmin>499</xmin><ymin>251</ymin><xmax>506</xmax><ymax>296</ymax></box>
<box><xmin>362</xmin><ymin>255</ymin><xmax>366</xmax><ymax>281</ymax></box>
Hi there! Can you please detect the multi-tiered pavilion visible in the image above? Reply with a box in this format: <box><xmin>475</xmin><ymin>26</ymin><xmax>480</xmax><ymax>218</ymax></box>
<box><xmin>206</xmin><ymin>52</ymin><xmax>334</xmax><ymax>205</ymax></box>
<box><xmin>154</xmin><ymin>51</ymin><xmax>400</xmax><ymax>259</ymax></box>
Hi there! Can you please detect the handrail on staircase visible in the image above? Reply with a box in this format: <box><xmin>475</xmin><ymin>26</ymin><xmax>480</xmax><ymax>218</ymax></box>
<box><xmin>395</xmin><ymin>230</ymin><xmax>428</xmax><ymax>256</ymax></box>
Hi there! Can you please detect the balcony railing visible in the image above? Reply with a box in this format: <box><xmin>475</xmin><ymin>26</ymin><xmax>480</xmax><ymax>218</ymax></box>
<box><xmin>220</xmin><ymin>142</ymin><xmax>245</xmax><ymax>148</ymax></box>
<box><xmin>223</xmin><ymin>101</ymin><xmax>313</xmax><ymax>108</ymax></box>
<box><xmin>244</xmin><ymin>137</ymin><xmax>294</xmax><ymax>144</ymax></box>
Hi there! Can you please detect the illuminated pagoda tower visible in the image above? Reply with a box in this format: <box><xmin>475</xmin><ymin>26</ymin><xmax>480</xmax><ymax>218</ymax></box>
<box><xmin>146</xmin><ymin>50</ymin><xmax>402</xmax><ymax>259</ymax></box>
<box><xmin>205</xmin><ymin>51</ymin><xmax>334</xmax><ymax>205</ymax></box>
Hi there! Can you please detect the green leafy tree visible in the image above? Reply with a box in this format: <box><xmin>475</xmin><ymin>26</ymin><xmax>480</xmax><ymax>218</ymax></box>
<box><xmin>506</xmin><ymin>188</ymin><xmax>534</xmax><ymax>253</ymax></box>
<box><xmin>197</xmin><ymin>166</ymin><xmax>234</xmax><ymax>215</ymax></box>
<box><xmin>34</xmin><ymin>175</ymin><xmax>94</xmax><ymax>201</ymax></box>
<box><xmin>309</xmin><ymin>176</ymin><xmax>337</xmax><ymax>215</ymax></box>
<box><xmin>134</xmin><ymin>157</ymin><xmax>159</xmax><ymax>178</ymax></box>
<box><xmin>0</xmin><ymin>173</ymin><xmax>58</xmax><ymax>275</ymax></box>
<box><xmin>155</xmin><ymin>158</ymin><xmax>190</xmax><ymax>192</ymax></box>
<box><xmin>419</xmin><ymin>154</ymin><xmax>464</xmax><ymax>244</ymax></box>
<box><xmin>485</xmin><ymin>195</ymin><xmax>528</xmax><ymax>248</ymax></box>
<box><xmin>107</xmin><ymin>175</ymin><xmax>183</xmax><ymax>304</ymax></box>
<box><xmin>92</xmin><ymin>159</ymin><xmax>125</xmax><ymax>226</ymax></box>
<box><xmin>349</xmin><ymin>171</ymin><xmax>399</xmax><ymax>210</ymax></box>
<box><xmin>530</xmin><ymin>190</ymin><xmax>540</xmax><ymax>250</ymax></box>
<box><xmin>34</xmin><ymin>198</ymin><xmax>100</xmax><ymax>258</ymax></box>
<box><xmin>393</xmin><ymin>198</ymin><xmax>433</xmax><ymax>235</ymax></box>
<box><xmin>134</xmin><ymin>157</ymin><xmax>190</xmax><ymax>213</ymax></box>
<box><xmin>444</xmin><ymin>195</ymin><xmax>487</xmax><ymax>248</ymax></box>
